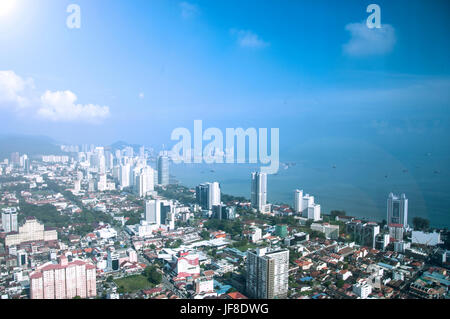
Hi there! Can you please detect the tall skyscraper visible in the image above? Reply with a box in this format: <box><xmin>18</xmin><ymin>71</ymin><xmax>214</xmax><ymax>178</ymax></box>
<box><xmin>135</xmin><ymin>166</ymin><xmax>154</xmax><ymax>197</ymax></box>
<box><xmin>208</xmin><ymin>182</ymin><xmax>221</xmax><ymax>209</ymax></box>
<box><xmin>145</xmin><ymin>199</ymin><xmax>161</xmax><ymax>225</ymax></box>
<box><xmin>1</xmin><ymin>209</ymin><xmax>18</xmax><ymax>233</ymax></box>
<box><xmin>387</xmin><ymin>193</ymin><xmax>408</xmax><ymax>228</ymax></box>
<box><xmin>196</xmin><ymin>182</ymin><xmax>221</xmax><ymax>210</ymax></box>
<box><xmin>251</xmin><ymin>172</ymin><xmax>270</xmax><ymax>213</ymax></box>
<box><xmin>246</xmin><ymin>248</ymin><xmax>289</xmax><ymax>299</ymax></box>
<box><xmin>119</xmin><ymin>163</ymin><xmax>131</xmax><ymax>189</ymax></box>
<box><xmin>10</xmin><ymin>152</ymin><xmax>20</xmax><ymax>167</ymax></box>
<box><xmin>293</xmin><ymin>189</ymin><xmax>303</xmax><ymax>213</ymax></box>
<box><xmin>196</xmin><ymin>183</ymin><xmax>209</xmax><ymax>209</ymax></box>
<box><xmin>157</xmin><ymin>155</ymin><xmax>169</xmax><ymax>186</ymax></box>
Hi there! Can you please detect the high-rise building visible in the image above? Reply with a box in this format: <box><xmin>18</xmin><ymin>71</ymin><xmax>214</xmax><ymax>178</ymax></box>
<box><xmin>10</xmin><ymin>152</ymin><xmax>20</xmax><ymax>167</ymax></box>
<box><xmin>96</xmin><ymin>174</ymin><xmax>107</xmax><ymax>192</ymax></box>
<box><xmin>145</xmin><ymin>199</ymin><xmax>161</xmax><ymax>225</ymax></box>
<box><xmin>346</xmin><ymin>220</ymin><xmax>380</xmax><ymax>248</ymax></box>
<box><xmin>251</xmin><ymin>172</ymin><xmax>270</xmax><ymax>213</ymax></box>
<box><xmin>208</xmin><ymin>182</ymin><xmax>221</xmax><ymax>209</ymax></box>
<box><xmin>196</xmin><ymin>182</ymin><xmax>221</xmax><ymax>210</ymax></box>
<box><xmin>246</xmin><ymin>248</ymin><xmax>289</xmax><ymax>299</ymax></box>
<box><xmin>1</xmin><ymin>208</ymin><xmax>18</xmax><ymax>233</ymax></box>
<box><xmin>73</xmin><ymin>179</ymin><xmax>81</xmax><ymax>193</ymax></box>
<box><xmin>160</xmin><ymin>201</ymin><xmax>172</xmax><ymax>225</ymax></box>
<box><xmin>30</xmin><ymin>256</ymin><xmax>96</xmax><ymax>299</ymax></box>
<box><xmin>107</xmin><ymin>247</ymin><xmax>120</xmax><ymax>271</ymax></box>
<box><xmin>307</xmin><ymin>204</ymin><xmax>321</xmax><ymax>221</ymax></box>
<box><xmin>157</xmin><ymin>155</ymin><xmax>169</xmax><ymax>186</ymax></box>
<box><xmin>135</xmin><ymin>166</ymin><xmax>154</xmax><ymax>197</ymax></box>
<box><xmin>387</xmin><ymin>193</ymin><xmax>408</xmax><ymax>228</ymax></box>
<box><xmin>293</xmin><ymin>189</ymin><xmax>303</xmax><ymax>213</ymax></box>
<box><xmin>119</xmin><ymin>164</ymin><xmax>131</xmax><ymax>189</ymax></box>
<box><xmin>196</xmin><ymin>183</ymin><xmax>209</xmax><ymax>209</ymax></box>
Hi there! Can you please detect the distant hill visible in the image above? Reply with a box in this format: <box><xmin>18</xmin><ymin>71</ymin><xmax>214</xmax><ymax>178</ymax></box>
<box><xmin>109</xmin><ymin>140</ymin><xmax>143</xmax><ymax>153</ymax></box>
<box><xmin>0</xmin><ymin>134</ymin><xmax>65</xmax><ymax>160</ymax></box>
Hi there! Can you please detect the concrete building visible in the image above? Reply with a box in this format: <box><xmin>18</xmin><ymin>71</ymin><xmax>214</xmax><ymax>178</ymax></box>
<box><xmin>307</xmin><ymin>204</ymin><xmax>321</xmax><ymax>221</ymax></box>
<box><xmin>353</xmin><ymin>279</ymin><xmax>372</xmax><ymax>299</ymax></box>
<box><xmin>251</xmin><ymin>172</ymin><xmax>271</xmax><ymax>214</ymax></box>
<box><xmin>389</xmin><ymin>224</ymin><xmax>404</xmax><ymax>241</ymax></box>
<box><xmin>196</xmin><ymin>182</ymin><xmax>221</xmax><ymax>210</ymax></box>
<box><xmin>30</xmin><ymin>256</ymin><xmax>96</xmax><ymax>299</ymax></box>
<box><xmin>387</xmin><ymin>193</ymin><xmax>408</xmax><ymax>229</ymax></box>
<box><xmin>157</xmin><ymin>155</ymin><xmax>169</xmax><ymax>186</ymax></box>
<box><xmin>346</xmin><ymin>220</ymin><xmax>380</xmax><ymax>248</ymax></box>
<box><xmin>411</xmin><ymin>230</ymin><xmax>443</xmax><ymax>246</ymax></box>
<box><xmin>293</xmin><ymin>189</ymin><xmax>303</xmax><ymax>213</ymax></box>
<box><xmin>1</xmin><ymin>208</ymin><xmax>18</xmax><ymax>233</ymax></box>
<box><xmin>173</xmin><ymin>251</ymin><xmax>200</xmax><ymax>278</ymax></box>
<box><xmin>310</xmin><ymin>223</ymin><xmax>339</xmax><ymax>239</ymax></box>
<box><xmin>246</xmin><ymin>248</ymin><xmax>289</xmax><ymax>299</ymax></box>
<box><xmin>375</xmin><ymin>234</ymin><xmax>390</xmax><ymax>251</ymax></box>
<box><xmin>145</xmin><ymin>199</ymin><xmax>161</xmax><ymax>225</ymax></box>
<box><xmin>5</xmin><ymin>217</ymin><xmax>57</xmax><ymax>247</ymax></box>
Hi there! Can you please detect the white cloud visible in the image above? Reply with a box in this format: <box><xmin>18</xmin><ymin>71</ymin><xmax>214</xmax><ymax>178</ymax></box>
<box><xmin>0</xmin><ymin>70</ymin><xmax>110</xmax><ymax>123</ymax></box>
<box><xmin>38</xmin><ymin>90</ymin><xmax>110</xmax><ymax>123</ymax></box>
<box><xmin>180</xmin><ymin>2</ymin><xmax>199</xmax><ymax>19</ymax></box>
<box><xmin>0</xmin><ymin>70</ymin><xmax>34</xmax><ymax>109</ymax></box>
<box><xmin>230</xmin><ymin>29</ymin><xmax>270</xmax><ymax>49</ymax></box>
<box><xmin>343</xmin><ymin>22</ymin><xmax>396</xmax><ymax>57</ymax></box>
<box><xmin>139</xmin><ymin>92</ymin><xmax>145</xmax><ymax>99</ymax></box>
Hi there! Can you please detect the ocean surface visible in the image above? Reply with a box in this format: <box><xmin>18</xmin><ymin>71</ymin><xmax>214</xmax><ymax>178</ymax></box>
<box><xmin>170</xmin><ymin>137</ymin><xmax>450</xmax><ymax>229</ymax></box>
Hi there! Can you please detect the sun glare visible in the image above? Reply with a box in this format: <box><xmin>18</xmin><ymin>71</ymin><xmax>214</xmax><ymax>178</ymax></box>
<box><xmin>0</xmin><ymin>0</ymin><xmax>17</xmax><ymax>17</ymax></box>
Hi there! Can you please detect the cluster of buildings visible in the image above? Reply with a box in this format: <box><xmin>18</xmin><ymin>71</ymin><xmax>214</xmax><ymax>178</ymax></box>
<box><xmin>0</xmin><ymin>147</ymin><xmax>448</xmax><ymax>301</ymax></box>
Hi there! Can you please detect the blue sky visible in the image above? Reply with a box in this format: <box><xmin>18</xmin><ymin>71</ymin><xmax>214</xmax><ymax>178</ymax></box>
<box><xmin>0</xmin><ymin>0</ymin><xmax>449</xmax><ymax>151</ymax></box>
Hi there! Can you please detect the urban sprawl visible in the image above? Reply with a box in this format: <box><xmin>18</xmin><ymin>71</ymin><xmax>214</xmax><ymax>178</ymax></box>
<box><xmin>0</xmin><ymin>145</ymin><xmax>449</xmax><ymax>300</ymax></box>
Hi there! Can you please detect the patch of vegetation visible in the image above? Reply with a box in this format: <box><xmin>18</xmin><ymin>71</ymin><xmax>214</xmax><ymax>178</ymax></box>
<box><xmin>114</xmin><ymin>274</ymin><xmax>156</xmax><ymax>293</ymax></box>
<box><xmin>204</xmin><ymin>219</ymin><xmax>243</xmax><ymax>237</ymax></box>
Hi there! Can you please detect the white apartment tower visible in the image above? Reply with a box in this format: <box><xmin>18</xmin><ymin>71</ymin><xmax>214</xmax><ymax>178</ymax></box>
<box><xmin>293</xmin><ymin>189</ymin><xmax>303</xmax><ymax>213</ymax></box>
<box><xmin>145</xmin><ymin>199</ymin><xmax>161</xmax><ymax>225</ymax></box>
<box><xmin>251</xmin><ymin>172</ymin><xmax>270</xmax><ymax>213</ymax></box>
<box><xmin>2</xmin><ymin>209</ymin><xmax>18</xmax><ymax>233</ymax></box>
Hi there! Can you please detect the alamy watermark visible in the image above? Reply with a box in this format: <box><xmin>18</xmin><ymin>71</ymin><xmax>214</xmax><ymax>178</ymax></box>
<box><xmin>366</xmin><ymin>4</ymin><xmax>381</xmax><ymax>29</ymax></box>
<box><xmin>170</xmin><ymin>120</ymin><xmax>279</xmax><ymax>175</ymax></box>
<box><xmin>66</xmin><ymin>4</ymin><xmax>81</xmax><ymax>29</ymax></box>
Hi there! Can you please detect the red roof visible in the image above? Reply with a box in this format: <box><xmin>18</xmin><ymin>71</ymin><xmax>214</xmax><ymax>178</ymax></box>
<box><xmin>227</xmin><ymin>292</ymin><xmax>248</xmax><ymax>299</ymax></box>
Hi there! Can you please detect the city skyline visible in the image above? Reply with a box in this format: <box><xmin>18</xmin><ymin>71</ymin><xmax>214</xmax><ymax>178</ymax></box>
<box><xmin>0</xmin><ymin>0</ymin><xmax>449</xmax><ymax>303</ymax></box>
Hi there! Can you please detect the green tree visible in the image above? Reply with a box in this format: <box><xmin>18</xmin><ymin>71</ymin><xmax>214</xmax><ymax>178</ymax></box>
<box><xmin>144</xmin><ymin>266</ymin><xmax>162</xmax><ymax>285</ymax></box>
<box><xmin>330</xmin><ymin>210</ymin><xmax>346</xmax><ymax>218</ymax></box>
<box><xmin>412</xmin><ymin>217</ymin><xmax>430</xmax><ymax>231</ymax></box>
<box><xmin>200</xmin><ymin>230</ymin><xmax>210</xmax><ymax>240</ymax></box>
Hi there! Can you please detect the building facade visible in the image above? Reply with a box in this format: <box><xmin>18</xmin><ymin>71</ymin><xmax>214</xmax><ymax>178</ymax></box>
<box><xmin>5</xmin><ymin>217</ymin><xmax>57</xmax><ymax>247</ymax></box>
<box><xmin>387</xmin><ymin>193</ymin><xmax>408</xmax><ymax>228</ymax></box>
<box><xmin>246</xmin><ymin>248</ymin><xmax>289</xmax><ymax>299</ymax></box>
<box><xmin>251</xmin><ymin>172</ymin><xmax>270</xmax><ymax>213</ymax></box>
<box><xmin>30</xmin><ymin>256</ymin><xmax>96</xmax><ymax>299</ymax></box>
